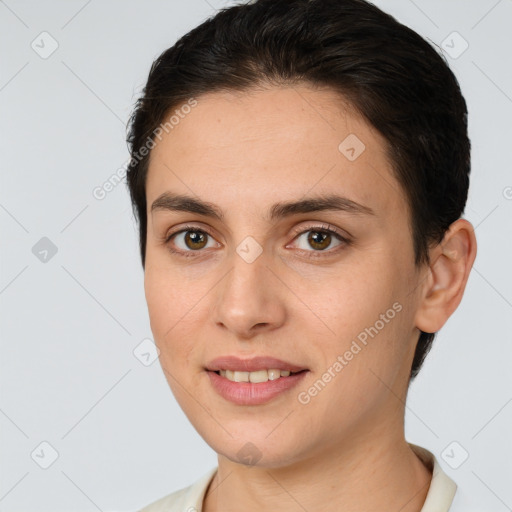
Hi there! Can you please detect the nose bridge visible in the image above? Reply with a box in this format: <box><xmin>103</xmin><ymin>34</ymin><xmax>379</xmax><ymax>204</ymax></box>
<box><xmin>213</xmin><ymin>236</ymin><xmax>285</xmax><ymax>335</ymax></box>
<box><xmin>223</xmin><ymin>237</ymin><xmax>270</xmax><ymax>310</ymax></box>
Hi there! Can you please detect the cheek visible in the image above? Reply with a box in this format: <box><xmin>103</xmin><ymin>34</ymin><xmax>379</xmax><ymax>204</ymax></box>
<box><xmin>308</xmin><ymin>252</ymin><xmax>413</xmax><ymax>373</ymax></box>
<box><xmin>144</xmin><ymin>267</ymin><xmax>173</xmax><ymax>334</ymax></box>
<box><xmin>301</xmin><ymin>304</ymin><xmax>411</xmax><ymax>432</ymax></box>
<box><xmin>318</xmin><ymin>262</ymin><xmax>396</xmax><ymax>332</ymax></box>
<box><xmin>144</xmin><ymin>266</ymin><xmax>198</xmax><ymax>365</ymax></box>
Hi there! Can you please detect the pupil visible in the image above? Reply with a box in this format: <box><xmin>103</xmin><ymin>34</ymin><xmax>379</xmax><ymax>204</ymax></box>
<box><xmin>186</xmin><ymin>231</ymin><xmax>206</xmax><ymax>249</ymax></box>
<box><xmin>309</xmin><ymin>231</ymin><xmax>330</xmax><ymax>250</ymax></box>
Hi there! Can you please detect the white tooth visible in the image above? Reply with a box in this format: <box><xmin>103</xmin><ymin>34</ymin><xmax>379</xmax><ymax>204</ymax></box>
<box><xmin>234</xmin><ymin>371</ymin><xmax>249</xmax><ymax>382</ymax></box>
<box><xmin>249</xmin><ymin>370</ymin><xmax>268</xmax><ymax>383</ymax></box>
<box><xmin>268</xmin><ymin>369</ymin><xmax>281</xmax><ymax>380</ymax></box>
<box><xmin>221</xmin><ymin>369</ymin><xmax>294</xmax><ymax>382</ymax></box>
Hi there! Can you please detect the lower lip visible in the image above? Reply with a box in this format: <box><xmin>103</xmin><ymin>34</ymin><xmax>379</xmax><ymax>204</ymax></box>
<box><xmin>207</xmin><ymin>370</ymin><xmax>308</xmax><ymax>405</ymax></box>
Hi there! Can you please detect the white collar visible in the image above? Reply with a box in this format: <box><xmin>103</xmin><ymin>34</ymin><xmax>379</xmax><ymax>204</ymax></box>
<box><xmin>409</xmin><ymin>443</ymin><xmax>457</xmax><ymax>511</ymax></box>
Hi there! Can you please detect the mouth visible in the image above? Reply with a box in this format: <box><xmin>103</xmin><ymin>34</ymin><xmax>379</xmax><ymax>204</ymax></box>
<box><xmin>212</xmin><ymin>368</ymin><xmax>307</xmax><ymax>383</ymax></box>
<box><xmin>205</xmin><ymin>355</ymin><xmax>309</xmax><ymax>405</ymax></box>
<box><xmin>205</xmin><ymin>355</ymin><xmax>308</xmax><ymax>375</ymax></box>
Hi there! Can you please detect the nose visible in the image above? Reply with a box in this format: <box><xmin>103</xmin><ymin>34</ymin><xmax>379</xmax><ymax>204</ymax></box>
<box><xmin>213</xmin><ymin>245</ymin><xmax>287</xmax><ymax>340</ymax></box>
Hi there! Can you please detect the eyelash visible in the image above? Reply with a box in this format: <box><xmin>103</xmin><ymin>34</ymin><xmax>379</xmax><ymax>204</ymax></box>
<box><xmin>164</xmin><ymin>223</ymin><xmax>351</xmax><ymax>259</ymax></box>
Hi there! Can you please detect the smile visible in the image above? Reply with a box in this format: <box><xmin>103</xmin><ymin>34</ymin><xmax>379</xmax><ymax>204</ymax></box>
<box><xmin>215</xmin><ymin>369</ymin><xmax>302</xmax><ymax>383</ymax></box>
<box><xmin>205</xmin><ymin>355</ymin><xmax>309</xmax><ymax>405</ymax></box>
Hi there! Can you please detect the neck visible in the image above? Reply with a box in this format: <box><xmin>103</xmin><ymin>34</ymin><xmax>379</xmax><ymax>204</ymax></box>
<box><xmin>203</xmin><ymin>418</ymin><xmax>432</xmax><ymax>512</ymax></box>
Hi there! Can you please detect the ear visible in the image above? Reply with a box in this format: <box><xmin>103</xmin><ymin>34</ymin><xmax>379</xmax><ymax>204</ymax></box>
<box><xmin>414</xmin><ymin>218</ymin><xmax>477</xmax><ymax>333</ymax></box>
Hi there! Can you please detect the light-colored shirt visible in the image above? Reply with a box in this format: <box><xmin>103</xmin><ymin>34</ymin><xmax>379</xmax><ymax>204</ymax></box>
<box><xmin>138</xmin><ymin>443</ymin><xmax>466</xmax><ymax>512</ymax></box>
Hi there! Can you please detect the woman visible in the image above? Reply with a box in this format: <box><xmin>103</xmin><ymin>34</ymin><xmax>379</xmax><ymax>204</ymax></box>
<box><xmin>126</xmin><ymin>1</ymin><xmax>477</xmax><ymax>510</ymax></box>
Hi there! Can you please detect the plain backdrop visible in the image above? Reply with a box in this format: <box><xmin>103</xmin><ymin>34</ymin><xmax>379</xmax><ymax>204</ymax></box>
<box><xmin>1</xmin><ymin>0</ymin><xmax>511</xmax><ymax>510</ymax></box>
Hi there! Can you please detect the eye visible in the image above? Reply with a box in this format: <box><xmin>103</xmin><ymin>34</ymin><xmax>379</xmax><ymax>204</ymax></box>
<box><xmin>164</xmin><ymin>223</ymin><xmax>350</xmax><ymax>259</ymax></box>
<box><xmin>165</xmin><ymin>225</ymin><xmax>220</xmax><ymax>256</ymax></box>
<box><xmin>289</xmin><ymin>224</ymin><xmax>350</xmax><ymax>256</ymax></box>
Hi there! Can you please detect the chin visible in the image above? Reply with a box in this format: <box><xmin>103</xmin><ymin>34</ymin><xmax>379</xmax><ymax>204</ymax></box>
<box><xmin>203</xmin><ymin>430</ymin><xmax>307</xmax><ymax>469</ymax></box>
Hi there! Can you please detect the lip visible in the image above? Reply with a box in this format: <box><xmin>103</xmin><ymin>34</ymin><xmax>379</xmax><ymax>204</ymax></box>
<box><xmin>205</xmin><ymin>355</ymin><xmax>309</xmax><ymax>405</ymax></box>
<box><xmin>205</xmin><ymin>355</ymin><xmax>307</xmax><ymax>373</ymax></box>
<box><xmin>207</xmin><ymin>369</ymin><xmax>308</xmax><ymax>405</ymax></box>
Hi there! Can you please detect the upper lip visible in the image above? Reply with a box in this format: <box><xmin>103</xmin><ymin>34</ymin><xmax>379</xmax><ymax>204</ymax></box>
<box><xmin>205</xmin><ymin>356</ymin><xmax>307</xmax><ymax>373</ymax></box>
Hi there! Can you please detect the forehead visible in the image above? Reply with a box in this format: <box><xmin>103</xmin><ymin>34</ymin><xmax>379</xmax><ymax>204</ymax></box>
<box><xmin>146</xmin><ymin>85</ymin><xmax>407</xmax><ymax>221</ymax></box>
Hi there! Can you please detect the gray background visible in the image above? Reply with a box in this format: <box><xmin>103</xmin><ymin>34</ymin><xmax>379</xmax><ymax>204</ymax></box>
<box><xmin>1</xmin><ymin>0</ymin><xmax>511</xmax><ymax>510</ymax></box>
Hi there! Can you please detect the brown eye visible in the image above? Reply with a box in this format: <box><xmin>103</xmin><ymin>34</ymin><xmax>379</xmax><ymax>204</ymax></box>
<box><xmin>165</xmin><ymin>226</ymin><xmax>220</xmax><ymax>256</ymax></box>
<box><xmin>293</xmin><ymin>228</ymin><xmax>345</xmax><ymax>253</ymax></box>
<box><xmin>183</xmin><ymin>230</ymin><xmax>208</xmax><ymax>250</ymax></box>
<box><xmin>307</xmin><ymin>231</ymin><xmax>332</xmax><ymax>250</ymax></box>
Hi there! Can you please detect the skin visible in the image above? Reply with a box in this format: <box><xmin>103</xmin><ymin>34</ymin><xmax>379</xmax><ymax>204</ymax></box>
<box><xmin>143</xmin><ymin>84</ymin><xmax>477</xmax><ymax>512</ymax></box>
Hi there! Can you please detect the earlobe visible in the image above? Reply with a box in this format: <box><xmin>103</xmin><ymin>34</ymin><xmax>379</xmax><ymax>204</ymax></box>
<box><xmin>414</xmin><ymin>219</ymin><xmax>477</xmax><ymax>333</ymax></box>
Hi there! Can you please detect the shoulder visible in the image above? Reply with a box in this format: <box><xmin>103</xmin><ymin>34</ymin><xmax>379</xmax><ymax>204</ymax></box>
<box><xmin>137</xmin><ymin>467</ymin><xmax>217</xmax><ymax>512</ymax></box>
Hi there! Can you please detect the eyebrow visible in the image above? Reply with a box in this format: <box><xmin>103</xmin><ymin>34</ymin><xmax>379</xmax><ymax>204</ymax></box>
<box><xmin>150</xmin><ymin>192</ymin><xmax>375</xmax><ymax>221</ymax></box>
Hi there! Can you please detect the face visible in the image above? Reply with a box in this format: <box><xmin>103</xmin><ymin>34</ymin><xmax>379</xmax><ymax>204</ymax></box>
<box><xmin>144</xmin><ymin>85</ymin><xmax>426</xmax><ymax>467</ymax></box>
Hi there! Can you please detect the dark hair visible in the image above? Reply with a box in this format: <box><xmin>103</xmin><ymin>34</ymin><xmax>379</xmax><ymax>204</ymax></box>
<box><xmin>126</xmin><ymin>0</ymin><xmax>470</xmax><ymax>380</ymax></box>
